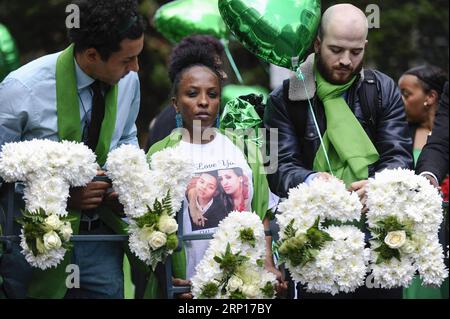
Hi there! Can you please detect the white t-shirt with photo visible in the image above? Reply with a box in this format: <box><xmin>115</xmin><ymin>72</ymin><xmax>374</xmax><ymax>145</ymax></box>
<box><xmin>178</xmin><ymin>132</ymin><xmax>254</xmax><ymax>280</ymax></box>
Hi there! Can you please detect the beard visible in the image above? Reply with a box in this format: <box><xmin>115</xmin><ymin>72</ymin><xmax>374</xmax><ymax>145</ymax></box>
<box><xmin>316</xmin><ymin>51</ymin><xmax>364</xmax><ymax>85</ymax></box>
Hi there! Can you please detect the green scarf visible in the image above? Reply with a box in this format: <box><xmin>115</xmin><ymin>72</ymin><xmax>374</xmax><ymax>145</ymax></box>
<box><xmin>313</xmin><ymin>68</ymin><xmax>379</xmax><ymax>187</ymax></box>
<box><xmin>144</xmin><ymin>130</ymin><xmax>270</xmax><ymax>298</ymax></box>
<box><xmin>27</xmin><ymin>44</ymin><xmax>121</xmax><ymax>299</ymax></box>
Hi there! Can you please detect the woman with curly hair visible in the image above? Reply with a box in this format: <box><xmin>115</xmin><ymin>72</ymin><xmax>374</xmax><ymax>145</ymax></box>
<box><xmin>146</xmin><ymin>43</ymin><xmax>286</xmax><ymax>298</ymax></box>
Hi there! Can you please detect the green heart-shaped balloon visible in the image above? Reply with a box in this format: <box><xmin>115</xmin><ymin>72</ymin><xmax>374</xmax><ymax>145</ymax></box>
<box><xmin>154</xmin><ymin>0</ymin><xmax>228</xmax><ymax>43</ymax></box>
<box><xmin>219</xmin><ymin>0</ymin><xmax>321</xmax><ymax>70</ymax></box>
<box><xmin>0</xmin><ymin>23</ymin><xmax>20</xmax><ymax>81</ymax></box>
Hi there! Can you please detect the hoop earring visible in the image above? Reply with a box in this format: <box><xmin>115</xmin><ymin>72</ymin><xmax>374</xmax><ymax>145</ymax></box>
<box><xmin>175</xmin><ymin>112</ymin><xmax>183</xmax><ymax>128</ymax></box>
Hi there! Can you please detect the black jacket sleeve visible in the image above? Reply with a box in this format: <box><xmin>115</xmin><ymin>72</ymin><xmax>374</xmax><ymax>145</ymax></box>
<box><xmin>264</xmin><ymin>86</ymin><xmax>314</xmax><ymax>198</ymax></box>
<box><xmin>415</xmin><ymin>82</ymin><xmax>449</xmax><ymax>183</ymax></box>
<box><xmin>371</xmin><ymin>71</ymin><xmax>414</xmax><ymax>173</ymax></box>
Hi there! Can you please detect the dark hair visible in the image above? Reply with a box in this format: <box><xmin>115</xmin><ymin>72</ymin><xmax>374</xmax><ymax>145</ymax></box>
<box><xmin>168</xmin><ymin>45</ymin><xmax>222</xmax><ymax>95</ymax></box>
<box><xmin>68</xmin><ymin>0</ymin><xmax>146</xmax><ymax>61</ymax></box>
<box><xmin>218</xmin><ymin>167</ymin><xmax>249</xmax><ymax>212</ymax></box>
<box><xmin>200</xmin><ymin>170</ymin><xmax>219</xmax><ymax>179</ymax></box>
<box><xmin>404</xmin><ymin>65</ymin><xmax>448</xmax><ymax>97</ymax></box>
<box><xmin>171</xmin><ymin>35</ymin><xmax>225</xmax><ymax>61</ymax></box>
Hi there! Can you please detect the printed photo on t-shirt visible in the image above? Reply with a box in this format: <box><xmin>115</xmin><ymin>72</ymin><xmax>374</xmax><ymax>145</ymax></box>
<box><xmin>185</xmin><ymin>167</ymin><xmax>251</xmax><ymax>232</ymax></box>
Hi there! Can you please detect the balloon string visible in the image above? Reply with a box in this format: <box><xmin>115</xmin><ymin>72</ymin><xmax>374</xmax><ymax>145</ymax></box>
<box><xmin>222</xmin><ymin>39</ymin><xmax>244</xmax><ymax>84</ymax></box>
<box><xmin>296</xmin><ymin>68</ymin><xmax>334</xmax><ymax>176</ymax></box>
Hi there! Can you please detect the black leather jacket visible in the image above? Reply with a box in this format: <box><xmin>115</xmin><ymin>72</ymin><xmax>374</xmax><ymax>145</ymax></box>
<box><xmin>264</xmin><ymin>64</ymin><xmax>413</xmax><ymax>198</ymax></box>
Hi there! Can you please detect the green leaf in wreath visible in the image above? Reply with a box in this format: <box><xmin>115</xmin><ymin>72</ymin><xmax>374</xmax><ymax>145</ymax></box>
<box><xmin>215</xmin><ymin>243</ymin><xmax>249</xmax><ymax>275</ymax></box>
<box><xmin>239</xmin><ymin>228</ymin><xmax>256</xmax><ymax>247</ymax></box>
<box><xmin>200</xmin><ymin>282</ymin><xmax>219</xmax><ymax>298</ymax></box>
<box><xmin>283</xmin><ymin>219</ymin><xmax>297</xmax><ymax>239</ymax></box>
<box><xmin>161</xmin><ymin>191</ymin><xmax>173</xmax><ymax>215</ymax></box>
<box><xmin>261</xmin><ymin>282</ymin><xmax>275</xmax><ymax>298</ymax></box>
<box><xmin>166</xmin><ymin>233</ymin><xmax>178</xmax><ymax>251</ymax></box>
<box><xmin>229</xmin><ymin>289</ymin><xmax>246</xmax><ymax>299</ymax></box>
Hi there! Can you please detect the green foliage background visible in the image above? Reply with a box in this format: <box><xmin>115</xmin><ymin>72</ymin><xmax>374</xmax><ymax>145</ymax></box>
<box><xmin>0</xmin><ymin>0</ymin><xmax>448</xmax><ymax>147</ymax></box>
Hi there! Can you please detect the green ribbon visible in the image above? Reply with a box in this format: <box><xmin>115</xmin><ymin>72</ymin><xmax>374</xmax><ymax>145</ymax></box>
<box><xmin>27</xmin><ymin>44</ymin><xmax>125</xmax><ymax>299</ymax></box>
<box><xmin>313</xmin><ymin>68</ymin><xmax>379</xmax><ymax>187</ymax></box>
<box><xmin>220</xmin><ymin>97</ymin><xmax>263</xmax><ymax>147</ymax></box>
<box><xmin>55</xmin><ymin>44</ymin><xmax>118</xmax><ymax>167</ymax></box>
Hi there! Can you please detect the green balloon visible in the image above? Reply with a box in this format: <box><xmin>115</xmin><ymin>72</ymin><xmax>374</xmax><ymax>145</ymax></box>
<box><xmin>0</xmin><ymin>23</ymin><xmax>20</xmax><ymax>81</ymax></box>
<box><xmin>154</xmin><ymin>0</ymin><xmax>228</xmax><ymax>43</ymax></box>
<box><xmin>218</xmin><ymin>0</ymin><xmax>321</xmax><ymax>70</ymax></box>
<box><xmin>221</xmin><ymin>84</ymin><xmax>268</xmax><ymax>107</ymax></box>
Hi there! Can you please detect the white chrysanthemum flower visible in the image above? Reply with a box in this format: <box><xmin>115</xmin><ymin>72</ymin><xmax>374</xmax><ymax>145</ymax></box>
<box><xmin>366</xmin><ymin>168</ymin><xmax>448</xmax><ymax>289</ymax></box>
<box><xmin>0</xmin><ymin>139</ymin><xmax>97</xmax><ymax>270</ymax></box>
<box><xmin>369</xmin><ymin>256</ymin><xmax>416</xmax><ymax>288</ymax></box>
<box><xmin>308</xmin><ymin>177</ymin><xmax>362</xmax><ymax>222</ymax></box>
<box><xmin>107</xmin><ymin>144</ymin><xmax>193</xmax><ymax>267</ymax></box>
<box><xmin>192</xmin><ymin>211</ymin><xmax>277</xmax><ymax>299</ymax></box>
<box><xmin>128</xmin><ymin>224</ymin><xmax>152</xmax><ymax>264</ymax></box>
<box><xmin>211</xmin><ymin>211</ymin><xmax>266</xmax><ymax>263</ymax></box>
<box><xmin>107</xmin><ymin>144</ymin><xmax>193</xmax><ymax>219</ymax></box>
<box><xmin>276</xmin><ymin>178</ymin><xmax>367</xmax><ymax>294</ymax></box>
<box><xmin>60</xmin><ymin>140</ymin><xmax>98</xmax><ymax>186</ymax></box>
<box><xmin>289</xmin><ymin>225</ymin><xmax>369</xmax><ymax>295</ymax></box>
<box><xmin>277</xmin><ymin>177</ymin><xmax>363</xmax><ymax>241</ymax></box>
<box><xmin>416</xmin><ymin>238</ymin><xmax>448</xmax><ymax>286</ymax></box>
<box><xmin>19</xmin><ymin>230</ymin><xmax>67</xmax><ymax>270</ymax></box>
<box><xmin>23</xmin><ymin>176</ymin><xmax>69</xmax><ymax>216</ymax></box>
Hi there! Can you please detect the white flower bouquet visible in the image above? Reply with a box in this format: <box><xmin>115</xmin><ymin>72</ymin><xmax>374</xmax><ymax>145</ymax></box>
<box><xmin>366</xmin><ymin>168</ymin><xmax>448</xmax><ymax>288</ymax></box>
<box><xmin>106</xmin><ymin>144</ymin><xmax>193</xmax><ymax>270</ymax></box>
<box><xmin>292</xmin><ymin>225</ymin><xmax>370</xmax><ymax>295</ymax></box>
<box><xmin>276</xmin><ymin>177</ymin><xmax>368</xmax><ymax>294</ymax></box>
<box><xmin>0</xmin><ymin>139</ymin><xmax>97</xmax><ymax>269</ymax></box>
<box><xmin>17</xmin><ymin>210</ymin><xmax>74</xmax><ymax>270</ymax></box>
<box><xmin>276</xmin><ymin>178</ymin><xmax>362</xmax><ymax>235</ymax></box>
<box><xmin>191</xmin><ymin>211</ymin><xmax>277</xmax><ymax>299</ymax></box>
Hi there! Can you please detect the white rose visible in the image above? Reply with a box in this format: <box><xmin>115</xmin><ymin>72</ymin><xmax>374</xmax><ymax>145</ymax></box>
<box><xmin>227</xmin><ymin>276</ymin><xmax>243</xmax><ymax>292</ymax></box>
<box><xmin>139</xmin><ymin>226</ymin><xmax>154</xmax><ymax>243</ymax></box>
<box><xmin>400</xmin><ymin>240</ymin><xmax>416</xmax><ymax>254</ymax></box>
<box><xmin>384</xmin><ymin>231</ymin><xmax>406</xmax><ymax>249</ymax></box>
<box><xmin>44</xmin><ymin>214</ymin><xmax>63</xmax><ymax>230</ymax></box>
<box><xmin>158</xmin><ymin>215</ymin><xmax>178</xmax><ymax>234</ymax></box>
<box><xmin>148</xmin><ymin>231</ymin><xmax>167</xmax><ymax>250</ymax></box>
<box><xmin>43</xmin><ymin>231</ymin><xmax>62</xmax><ymax>250</ymax></box>
<box><xmin>242</xmin><ymin>285</ymin><xmax>259</xmax><ymax>298</ymax></box>
<box><xmin>59</xmin><ymin>222</ymin><xmax>73</xmax><ymax>241</ymax></box>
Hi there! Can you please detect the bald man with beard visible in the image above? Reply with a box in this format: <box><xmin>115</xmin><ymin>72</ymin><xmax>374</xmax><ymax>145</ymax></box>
<box><xmin>265</xmin><ymin>4</ymin><xmax>412</xmax><ymax>298</ymax></box>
